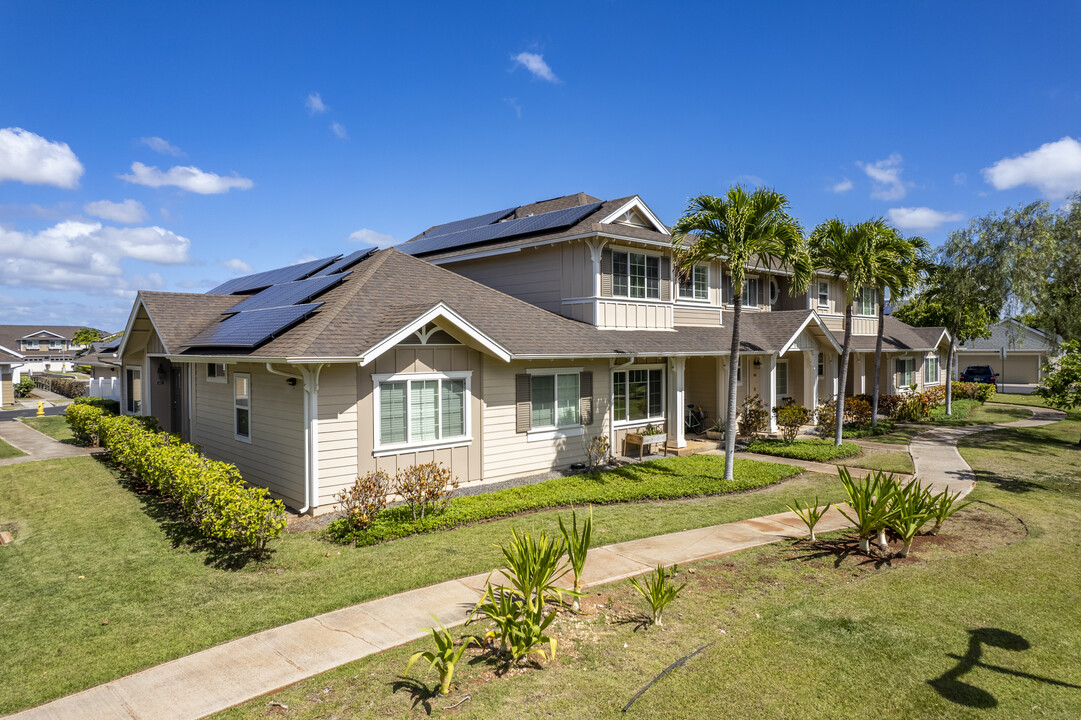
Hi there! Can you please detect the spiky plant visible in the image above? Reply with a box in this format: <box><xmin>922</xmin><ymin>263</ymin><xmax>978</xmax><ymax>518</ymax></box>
<box><xmin>888</xmin><ymin>480</ymin><xmax>936</xmax><ymax>557</ymax></box>
<box><xmin>836</xmin><ymin>468</ymin><xmax>899</xmax><ymax>554</ymax></box>
<box><xmin>629</xmin><ymin>565</ymin><xmax>688</xmax><ymax>627</ymax></box>
<box><xmin>498</xmin><ymin>526</ymin><xmax>569</xmax><ymax>612</ymax></box>
<box><xmin>929</xmin><ymin>489</ymin><xmax>970</xmax><ymax>535</ymax></box>
<box><xmin>558</xmin><ymin>506</ymin><xmax>592</xmax><ymax>611</ymax></box>
<box><xmin>404</xmin><ymin>615</ymin><xmax>475</xmax><ymax>696</ymax></box>
<box><xmin>786</xmin><ymin>496</ymin><xmax>829</xmax><ymax>541</ymax></box>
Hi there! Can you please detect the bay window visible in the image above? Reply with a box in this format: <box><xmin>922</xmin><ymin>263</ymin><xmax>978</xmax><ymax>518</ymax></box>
<box><xmin>375</xmin><ymin>372</ymin><xmax>471</xmax><ymax>452</ymax></box>
<box><xmin>612</xmin><ymin>367</ymin><xmax>664</xmax><ymax>423</ymax></box>
<box><xmin>613</xmin><ymin>250</ymin><xmax>660</xmax><ymax>299</ymax></box>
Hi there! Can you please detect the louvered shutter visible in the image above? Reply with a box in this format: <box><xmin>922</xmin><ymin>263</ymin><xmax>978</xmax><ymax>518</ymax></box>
<box><xmin>515</xmin><ymin>374</ymin><xmax>531</xmax><ymax>433</ymax></box>
<box><xmin>600</xmin><ymin>248</ymin><xmax>613</xmax><ymax>297</ymax></box>
<box><xmin>660</xmin><ymin>256</ymin><xmax>671</xmax><ymax>301</ymax></box>
<box><xmin>579</xmin><ymin>371</ymin><xmax>593</xmax><ymax>426</ymax></box>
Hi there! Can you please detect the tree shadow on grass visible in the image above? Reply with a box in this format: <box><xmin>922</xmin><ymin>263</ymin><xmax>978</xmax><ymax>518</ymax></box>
<box><xmin>92</xmin><ymin>454</ymin><xmax>267</xmax><ymax>571</ymax></box>
<box><xmin>786</xmin><ymin>536</ymin><xmax>896</xmax><ymax>569</ymax></box>
<box><xmin>971</xmin><ymin>470</ymin><xmax>1048</xmax><ymax>494</ymax></box>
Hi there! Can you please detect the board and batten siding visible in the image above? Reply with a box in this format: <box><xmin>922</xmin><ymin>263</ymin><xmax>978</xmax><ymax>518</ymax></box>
<box><xmin>191</xmin><ymin>362</ymin><xmax>306</xmax><ymax>509</ymax></box>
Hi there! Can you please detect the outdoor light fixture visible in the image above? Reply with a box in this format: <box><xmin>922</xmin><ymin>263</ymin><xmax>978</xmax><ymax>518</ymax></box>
<box><xmin>753</xmin><ymin>358</ymin><xmax>761</xmax><ymax>367</ymax></box>
<box><xmin>286</xmin><ymin>377</ymin><xmax>297</xmax><ymax>386</ymax></box>
<box><xmin>156</xmin><ymin>363</ymin><xmax>167</xmax><ymax>384</ymax></box>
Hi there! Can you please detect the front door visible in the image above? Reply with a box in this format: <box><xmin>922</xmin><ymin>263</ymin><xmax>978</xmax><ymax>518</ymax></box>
<box><xmin>170</xmin><ymin>368</ymin><xmax>182</xmax><ymax>434</ymax></box>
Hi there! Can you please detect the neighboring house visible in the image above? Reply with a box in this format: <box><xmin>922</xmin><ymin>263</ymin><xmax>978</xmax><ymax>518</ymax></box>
<box><xmin>82</xmin><ymin>340</ymin><xmax>123</xmax><ymax>402</ymax></box>
<box><xmin>955</xmin><ymin>319</ymin><xmax>1056</xmax><ymax>385</ymax></box>
<box><xmin>0</xmin><ymin>346</ymin><xmax>25</xmax><ymax>405</ymax></box>
<box><xmin>0</xmin><ymin>325</ymin><xmax>91</xmax><ymax>378</ymax></box>
<box><xmin>116</xmin><ymin>192</ymin><xmax>948</xmax><ymax>515</ymax></box>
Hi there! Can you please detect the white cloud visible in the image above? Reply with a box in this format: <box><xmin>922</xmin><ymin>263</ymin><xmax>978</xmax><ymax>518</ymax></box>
<box><xmin>84</xmin><ymin>199</ymin><xmax>148</xmax><ymax>224</ymax></box>
<box><xmin>222</xmin><ymin>258</ymin><xmax>253</xmax><ymax>275</ymax></box>
<box><xmin>888</xmin><ymin>207</ymin><xmax>965</xmax><ymax>232</ymax></box>
<box><xmin>307</xmin><ymin>92</ymin><xmax>328</xmax><ymax>114</ymax></box>
<box><xmin>512</xmin><ymin>52</ymin><xmax>560</xmax><ymax>83</ymax></box>
<box><xmin>331</xmin><ymin>122</ymin><xmax>348</xmax><ymax>139</ymax></box>
<box><xmin>0</xmin><ymin>220</ymin><xmax>191</xmax><ymax>293</ymax></box>
<box><xmin>831</xmin><ymin>177</ymin><xmax>853</xmax><ymax>193</ymax></box>
<box><xmin>982</xmin><ymin>136</ymin><xmax>1081</xmax><ymax>199</ymax></box>
<box><xmin>139</xmin><ymin>136</ymin><xmax>183</xmax><ymax>156</ymax></box>
<box><xmin>0</xmin><ymin>127</ymin><xmax>84</xmax><ymax>189</ymax></box>
<box><xmin>120</xmin><ymin>161</ymin><xmax>254</xmax><ymax>194</ymax></box>
<box><xmin>953</xmin><ymin>172</ymin><xmax>967</xmax><ymax>185</ymax></box>
<box><xmin>504</xmin><ymin>97</ymin><xmax>522</xmax><ymax>117</ymax></box>
<box><xmin>857</xmin><ymin>153</ymin><xmax>908</xmax><ymax>201</ymax></box>
<box><xmin>348</xmin><ymin>228</ymin><xmax>397</xmax><ymax>248</ymax></box>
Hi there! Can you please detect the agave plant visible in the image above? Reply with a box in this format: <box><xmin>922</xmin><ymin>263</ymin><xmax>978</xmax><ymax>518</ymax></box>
<box><xmin>929</xmin><ymin>489</ymin><xmax>969</xmax><ymax>535</ymax></box>
<box><xmin>629</xmin><ymin>565</ymin><xmax>688</xmax><ymax>627</ymax></box>
<box><xmin>558</xmin><ymin>506</ymin><xmax>592</xmax><ymax>611</ymax></box>
<box><xmin>836</xmin><ymin>468</ymin><xmax>899</xmax><ymax>554</ymax></box>
<box><xmin>498</xmin><ymin>526</ymin><xmax>570</xmax><ymax>612</ymax></box>
<box><xmin>469</xmin><ymin>582</ymin><xmax>521</xmax><ymax>655</ymax></box>
<box><xmin>786</xmin><ymin>496</ymin><xmax>829</xmax><ymax>541</ymax></box>
<box><xmin>888</xmin><ymin>480</ymin><xmax>936</xmax><ymax>557</ymax></box>
<box><xmin>404</xmin><ymin>615</ymin><xmax>476</xmax><ymax>696</ymax></box>
<box><xmin>505</xmin><ymin>601</ymin><xmax>558</xmax><ymax>665</ymax></box>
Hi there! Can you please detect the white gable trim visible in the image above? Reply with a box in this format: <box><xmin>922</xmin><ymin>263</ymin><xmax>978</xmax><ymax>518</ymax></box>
<box><xmin>20</xmin><ymin>330</ymin><xmax>66</xmax><ymax>340</ymax></box>
<box><xmin>0</xmin><ymin>344</ymin><xmax>25</xmax><ymax>360</ymax></box>
<box><xmin>358</xmin><ymin>303</ymin><xmax>512</xmax><ymax>367</ymax></box>
<box><xmin>599</xmin><ymin>196</ymin><xmax>670</xmax><ymax>235</ymax></box>
<box><xmin>779</xmin><ymin>312</ymin><xmax>843</xmax><ymax>356</ymax></box>
<box><xmin>116</xmin><ymin>295</ymin><xmax>170</xmax><ymax>359</ymax></box>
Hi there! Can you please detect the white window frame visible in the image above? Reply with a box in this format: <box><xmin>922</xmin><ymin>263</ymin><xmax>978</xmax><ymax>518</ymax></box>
<box><xmin>677</xmin><ymin>263</ymin><xmax>709</xmax><ymax>302</ymax></box>
<box><xmin>371</xmin><ymin>371</ymin><xmax>473</xmax><ymax>456</ymax></box>
<box><xmin>817</xmin><ymin>281</ymin><xmax>830</xmax><ymax>309</ymax></box>
<box><xmin>896</xmin><ymin>357</ymin><xmax>916</xmax><ymax>388</ymax></box>
<box><xmin>776</xmin><ymin>359</ymin><xmax>789</xmax><ymax>398</ymax></box>
<box><xmin>124</xmin><ymin>365</ymin><xmax>142</xmax><ymax>415</ymax></box>
<box><xmin>25</xmin><ymin>340</ymin><xmax>40</xmax><ymax>350</ymax></box>
<box><xmin>49</xmin><ymin>340</ymin><xmax>63</xmax><ymax>350</ymax></box>
<box><xmin>234</xmin><ymin>372</ymin><xmax>252</xmax><ymax>443</ymax></box>
<box><xmin>741</xmin><ymin>276</ymin><xmax>760</xmax><ymax>308</ymax></box>
<box><xmin>818</xmin><ymin>352</ymin><xmax>824</xmax><ymax>377</ymax></box>
<box><xmin>611</xmin><ymin>363</ymin><xmax>666</xmax><ymax>429</ymax></box>
<box><xmin>526</xmin><ymin>367</ymin><xmax>583</xmax><ymax>441</ymax></box>
<box><xmin>612</xmin><ymin>249</ymin><xmax>661</xmax><ymax>300</ymax></box>
<box><xmin>207</xmin><ymin>362</ymin><xmax>227</xmax><ymax>383</ymax></box>
<box><xmin>857</xmin><ymin>287</ymin><xmax>877</xmax><ymax>316</ymax></box>
<box><xmin>924</xmin><ymin>354</ymin><xmax>941</xmax><ymax>385</ymax></box>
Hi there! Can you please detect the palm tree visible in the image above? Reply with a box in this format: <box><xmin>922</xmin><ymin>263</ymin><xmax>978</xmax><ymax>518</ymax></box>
<box><xmin>809</xmin><ymin>219</ymin><xmax>880</xmax><ymax>446</ymax></box>
<box><xmin>672</xmin><ymin>187</ymin><xmax>809</xmax><ymax>481</ymax></box>
<box><xmin>867</xmin><ymin>228</ymin><xmax>931</xmax><ymax>426</ymax></box>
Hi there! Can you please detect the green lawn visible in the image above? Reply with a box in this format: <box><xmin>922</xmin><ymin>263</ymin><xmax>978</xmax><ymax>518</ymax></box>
<box><xmin>991</xmin><ymin>393</ymin><xmax>1048</xmax><ymax>407</ymax></box>
<box><xmin>0</xmin><ymin>437</ymin><xmax>26</xmax><ymax>459</ymax></box>
<box><xmin>19</xmin><ymin>415</ymin><xmax>77</xmax><ymax>444</ymax></box>
<box><xmin>838</xmin><ymin>446</ymin><xmax>914</xmax><ymax>474</ymax></box>
<box><xmin>0</xmin><ymin>455</ymin><xmax>837</xmax><ymax>715</ymax></box>
<box><xmin>217</xmin><ymin>410</ymin><xmax>1081</xmax><ymax>719</ymax></box>
<box><xmin>867</xmin><ymin>401</ymin><xmax>1036</xmax><ymax>444</ymax></box>
<box><xmin>745</xmin><ymin>438</ymin><xmax>861</xmax><ymax>462</ymax></box>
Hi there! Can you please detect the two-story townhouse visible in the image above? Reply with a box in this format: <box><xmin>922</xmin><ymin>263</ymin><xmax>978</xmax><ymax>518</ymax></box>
<box><xmin>115</xmin><ymin>192</ymin><xmax>948</xmax><ymax>516</ymax></box>
<box><xmin>0</xmin><ymin>325</ymin><xmax>91</xmax><ymax>377</ymax></box>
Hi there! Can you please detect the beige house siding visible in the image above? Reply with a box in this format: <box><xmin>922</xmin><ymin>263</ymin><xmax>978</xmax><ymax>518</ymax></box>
<box><xmin>445</xmin><ymin>246</ymin><xmax>563</xmax><ymax>313</ymax></box>
<box><xmin>316</xmin><ymin>364</ymin><xmax>360</xmax><ymax>506</ymax></box>
<box><xmin>191</xmin><ymin>362</ymin><xmax>307</xmax><ymax>509</ymax></box>
<box><xmin>597</xmin><ymin>300</ymin><xmax>673</xmax><ymax>329</ymax></box>
<box><xmin>559</xmin><ymin>242</ymin><xmax>594</xmax><ymax>301</ymax></box>
<box><xmin>674</xmin><ymin>306</ymin><xmax>722</xmax><ymax>327</ymax></box>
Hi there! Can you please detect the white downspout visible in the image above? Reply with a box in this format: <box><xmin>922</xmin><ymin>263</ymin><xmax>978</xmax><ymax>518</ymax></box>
<box><xmin>299</xmin><ymin>364</ymin><xmax>324</xmax><ymax>514</ymax></box>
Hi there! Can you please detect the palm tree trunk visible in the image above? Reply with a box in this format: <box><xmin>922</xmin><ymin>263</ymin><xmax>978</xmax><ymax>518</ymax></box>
<box><xmin>835</xmin><ymin>302</ymin><xmax>854</xmax><ymax>446</ymax></box>
<box><xmin>872</xmin><ymin>292</ymin><xmax>885</xmax><ymax>427</ymax></box>
<box><xmin>723</xmin><ymin>297</ymin><xmax>743</xmax><ymax>481</ymax></box>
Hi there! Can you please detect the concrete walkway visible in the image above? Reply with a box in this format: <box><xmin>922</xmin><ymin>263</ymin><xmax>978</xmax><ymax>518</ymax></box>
<box><xmin>5</xmin><ymin>403</ymin><xmax>1065</xmax><ymax>720</ymax></box>
<box><xmin>0</xmin><ymin>418</ymin><xmax>96</xmax><ymax>466</ymax></box>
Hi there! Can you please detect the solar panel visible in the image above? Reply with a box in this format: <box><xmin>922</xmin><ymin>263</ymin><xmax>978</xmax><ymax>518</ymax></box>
<box><xmin>402</xmin><ymin>202</ymin><xmax>602</xmax><ymax>256</ymax></box>
<box><xmin>312</xmin><ymin>247</ymin><xmax>375</xmax><ymax>276</ymax></box>
<box><xmin>411</xmin><ymin>207</ymin><xmax>514</xmax><ymax>241</ymax></box>
<box><xmin>187</xmin><ymin>303</ymin><xmax>324</xmax><ymax>348</ymax></box>
<box><xmin>208</xmin><ymin>255</ymin><xmax>341</xmax><ymax>295</ymax></box>
<box><xmin>223</xmin><ymin>272</ymin><xmax>350</xmax><ymax>314</ymax></box>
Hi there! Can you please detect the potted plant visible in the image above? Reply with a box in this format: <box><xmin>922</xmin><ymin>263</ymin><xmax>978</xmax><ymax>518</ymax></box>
<box><xmin>704</xmin><ymin>421</ymin><xmax>724</xmax><ymax>441</ymax></box>
<box><xmin>625</xmin><ymin>423</ymin><xmax>667</xmax><ymax>459</ymax></box>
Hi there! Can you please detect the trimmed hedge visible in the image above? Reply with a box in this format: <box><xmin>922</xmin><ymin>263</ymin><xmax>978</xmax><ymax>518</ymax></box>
<box><xmin>842</xmin><ymin>419</ymin><xmax>896</xmax><ymax>438</ymax></box>
<box><xmin>953</xmin><ymin>381</ymin><xmax>996</xmax><ymax>402</ymax></box>
<box><xmin>326</xmin><ymin>455</ymin><xmax>802</xmax><ymax>547</ymax></box>
<box><xmin>32</xmin><ymin>375</ymin><xmax>87</xmax><ymax>398</ymax></box>
<box><xmin>65</xmin><ymin>405</ymin><xmax>286</xmax><ymax>555</ymax></box>
<box><xmin>72</xmin><ymin>395</ymin><xmax>120</xmax><ymax>415</ymax></box>
<box><xmin>746</xmin><ymin>438</ymin><xmax>862</xmax><ymax>462</ymax></box>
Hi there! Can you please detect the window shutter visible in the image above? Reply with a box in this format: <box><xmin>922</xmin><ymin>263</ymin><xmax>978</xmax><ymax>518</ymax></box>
<box><xmin>579</xmin><ymin>371</ymin><xmax>593</xmax><ymax>426</ymax></box>
<box><xmin>660</xmin><ymin>256</ymin><xmax>671</xmax><ymax>301</ymax></box>
<box><xmin>599</xmin><ymin>248</ymin><xmax>612</xmax><ymax>297</ymax></box>
<box><xmin>515</xmin><ymin>373</ymin><xmax>531</xmax><ymax>433</ymax></box>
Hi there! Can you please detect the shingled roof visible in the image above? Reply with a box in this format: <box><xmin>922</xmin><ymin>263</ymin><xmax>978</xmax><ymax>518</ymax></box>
<box><xmin>847</xmin><ymin>316</ymin><xmax>949</xmax><ymax>352</ymax></box>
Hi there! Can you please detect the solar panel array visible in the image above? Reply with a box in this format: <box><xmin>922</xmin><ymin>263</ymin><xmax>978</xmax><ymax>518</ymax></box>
<box><xmin>312</xmin><ymin>247</ymin><xmax>376</xmax><ymax>277</ymax></box>
<box><xmin>412</xmin><ymin>207</ymin><xmax>513</xmax><ymax>241</ymax></box>
<box><xmin>208</xmin><ymin>255</ymin><xmax>340</xmax><ymax>295</ymax></box>
<box><xmin>402</xmin><ymin>202</ymin><xmax>603</xmax><ymax>257</ymax></box>
<box><xmin>188</xmin><ymin>303</ymin><xmax>324</xmax><ymax>348</ymax></box>
<box><xmin>223</xmin><ymin>272</ymin><xmax>350</xmax><ymax>314</ymax></box>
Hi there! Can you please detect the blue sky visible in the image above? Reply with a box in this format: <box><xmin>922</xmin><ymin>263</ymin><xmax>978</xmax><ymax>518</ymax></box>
<box><xmin>2</xmin><ymin>1</ymin><xmax>1079</xmax><ymax>330</ymax></box>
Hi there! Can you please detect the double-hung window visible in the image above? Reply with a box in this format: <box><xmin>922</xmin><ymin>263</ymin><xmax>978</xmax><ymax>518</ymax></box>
<box><xmin>612</xmin><ymin>367</ymin><xmax>664</xmax><ymax>423</ymax></box>
<box><xmin>25</xmin><ymin>340</ymin><xmax>39</xmax><ymax>350</ymax></box>
<box><xmin>818</xmin><ymin>352</ymin><xmax>824</xmax><ymax>377</ymax></box>
<box><xmin>612</xmin><ymin>250</ymin><xmax>660</xmax><ymax>299</ymax></box>
<box><xmin>125</xmin><ymin>367</ymin><xmax>141</xmax><ymax>414</ymax></box>
<box><xmin>375</xmin><ymin>372</ymin><xmax>470</xmax><ymax>452</ymax></box>
<box><xmin>677</xmin><ymin>264</ymin><xmax>709</xmax><ymax>301</ymax></box>
<box><xmin>776</xmin><ymin>361</ymin><xmax>789</xmax><ymax>398</ymax></box>
<box><xmin>856</xmin><ymin>287</ymin><xmax>876</xmax><ymax>316</ymax></box>
<box><xmin>207</xmin><ymin>362</ymin><xmax>227</xmax><ymax>383</ymax></box>
<box><xmin>49</xmin><ymin>340</ymin><xmax>63</xmax><ymax>350</ymax></box>
<box><xmin>817</xmin><ymin>281</ymin><xmax>830</xmax><ymax>309</ymax></box>
<box><xmin>530</xmin><ymin>373</ymin><xmax>580</xmax><ymax>429</ymax></box>
<box><xmin>741</xmin><ymin>276</ymin><xmax>760</xmax><ymax>307</ymax></box>
<box><xmin>234</xmin><ymin>373</ymin><xmax>251</xmax><ymax>441</ymax></box>
<box><xmin>924</xmin><ymin>354</ymin><xmax>940</xmax><ymax>385</ymax></box>
<box><xmin>896</xmin><ymin>358</ymin><xmax>916</xmax><ymax>388</ymax></box>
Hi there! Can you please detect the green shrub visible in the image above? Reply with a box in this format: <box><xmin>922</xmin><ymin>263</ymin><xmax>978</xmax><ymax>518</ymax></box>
<box><xmin>14</xmin><ymin>377</ymin><xmax>35</xmax><ymax>398</ymax></box>
<box><xmin>953</xmin><ymin>381</ymin><xmax>995</xmax><ymax>402</ymax></box>
<box><xmin>32</xmin><ymin>375</ymin><xmax>87</xmax><ymax>398</ymax></box>
<box><xmin>815</xmin><ymin>400</ymin><xmax>838</xmax><ymax>438</ymax></box>
<box><xmin>773</xmin><ymin>404</ymin><xmax>811</xmax><ymax>444</ymax></box>
<box><xmin>335</xmin><ymin>471</ymin><xmax>389</xmax><ymax>531</ymax></box>
<box><xmin>842</xmin><ymin>419</ymin><xmax>896</xmax><ymax>438</ymax></box>
<box><xmin>738</xmin><ymin>393</ymin><xmax>769</xmax><ymax>439</ymax></box>
<box><xmin>392</xmin><ymin>462</ymin><xmax>459</xmax><ymax>521</ymax></box>
<box><xmin>746</xmin><ymin>438</ymin><xmax>861</xmax><ymax>462</ymax></box>
<box><xmin>66</xmin><ymin>409</ymin><xmax>286</xmax><ymax>555</ymax></box>
<box><xmin>72</xmin><ymin>396</ymin><xmax>120</xmax><ymax>414</ymax></box>
<box><xmin>326</xmin><ymin>456</ymin><xmax>800</xmax><ymax>547</ymax></box>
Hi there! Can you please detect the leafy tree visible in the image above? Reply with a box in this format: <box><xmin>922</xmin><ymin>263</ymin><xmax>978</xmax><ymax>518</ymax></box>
<box><xmin>1035</xmin><ymin>340</ymin><xmax>1081</xmax><ymax>444</ymax></box>
<box><xmin>672</xmin><ymin>187</ymin><xmax>809</xmax><ymax>480</ymax></box>
<box><xmin>809</xmin><ymin>218</ymin><xmax>882</xmax><ymax>445</ymax></box>
<box><xmin>72</xmin><ymin>327</ymin><xmax>104</xmax><ymax>346</ymax></box>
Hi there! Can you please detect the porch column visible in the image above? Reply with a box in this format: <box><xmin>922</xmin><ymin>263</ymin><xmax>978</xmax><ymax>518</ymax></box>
<box><xmin>669</xmin><ymin>357</ymin><xmax>687</xmax><ymax>449</ymax></box>
<box><xmin>716</xmin><ymin>357</ymin><xmax>727</xmax><ymax>430</ymax></box>
<box><xmin>831</xmin><ymin>352</ymin><xmax>839</xmax><ymax>400</ymax></box>
<box><xmin>806</xmin><ymin>350</ymin><xmax>818</xmax><ymax>423</ymax></box>
<box><xmin>767</xmin><ymin>354</ymin><xmax>778</xmax><ymax>433</ymax></box>
<box><xmin>857</xmin><ymin>354</ymin><xmax>866</xmax><ymax>394</ymax></box>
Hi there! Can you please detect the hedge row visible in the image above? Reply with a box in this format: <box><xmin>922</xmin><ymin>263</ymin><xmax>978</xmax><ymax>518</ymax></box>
<box><xmin>327</xmin><ymin>455</ymin><xmax>801</xmax><ymax>547</ymax></box>
<box><xmin>72</xmin><ymin>395</ymin><xmax>120</xmax><ymax>414</ymax></box>
<box><xmin>746</xmin><ymin>438</ymin><xmax>863</xmax><ymax>462</ymax></box>
<box><xmin>65</xmin><ymin>404</ymin><xmax>286</xmax><ymax>555</ymax></box>
<box><xmin>952</xmin><ymin>381</ymin><xmax>996</xmax><ymax>402</ymax></box>
<box><xmin>32</xmin><ymin>375</ymin><xmax>87</xmax><ymax>398</ymax></box>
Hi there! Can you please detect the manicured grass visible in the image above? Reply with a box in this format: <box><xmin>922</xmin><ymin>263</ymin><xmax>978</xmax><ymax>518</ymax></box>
<box><xmin>746</xmin><ymin>438</ymin><xmax>861</xmax><ymax>462</ymax></box>
<box><xmin>218</xmin><ymin>410</ymin><xmax>1081</xmax><ymax>719</ymax></box>
<box><xmin>838</xmin><ymin>447</ymin><xmax>914</xmax><ymax>474</ymax></box>
<box><xmin>19</xmin><ymin>416</ymin><xmax>76</xmax><ymax>444</ymax></box>
<box><xmin>991</xmin><ymin>393</ymin><xmax>1048</xmax><ymax>407</ymax></box>
<box><xmin>925</xmin><ymin>400</ymin><xmax>1033</xmax><ymax>425</ymax></box>
<box><xmin>0</xmin><ymin>437</ymin><xmax>26</xmax><ymax>459</ymax></box>
<box><xmin>329</xmin><ymin>455</ymin><xmax>800</xmax><ymax>545</ymax></box>
<box><xmin>0</xmin><ymin>455</ymin><xmax>837</xmax><ymax>714</ymax></box>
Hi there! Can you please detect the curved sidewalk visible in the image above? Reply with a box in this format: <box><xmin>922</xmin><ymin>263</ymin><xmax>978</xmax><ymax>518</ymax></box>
<box><xmin>5</xmin><ymin>404</ymin><xmax>1064</xmax><ymax>720</ymax></box>
<box><xmin>0</xmin><ymin>418</ymin><xmax>96</xmax><ymax>466</ymax></box>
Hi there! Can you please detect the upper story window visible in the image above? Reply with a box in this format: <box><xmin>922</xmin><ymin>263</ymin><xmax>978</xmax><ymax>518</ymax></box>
<box><xmin>677</xmin><ymin>264</ymin><xmax>709</xmax><ymax>301</ymax></box>
<box><xmin>817</xmin><ymin>281</ymin><xmax>830</xmax><ymax>309</ymax></box>
<box><xmin>49</xmin><ymin>340</ymin><xmax>63</xmax><ymax>350</ymax></box>
<box><xmin>207</xmin><ymin>362</ymin><xmax>227</xmax><ymax>383</ymax></box>
<box><xmin>741</xmin><ymin>276</ymin><xmax>760</xmax><ymax>308</ymax></box>
<box><xmin>613</xmin><ymin>250</ymin><xmax>660</xmax><ymax>299</ymax></box>
<box><xmin>24</xmin><ymin>340</ymin><xmax>40</xmax><ymax>350</ymax></box>
<box><xmin>375</xmin><ymin>372</ymin><xmax>470</xmax><ymax>451</ymax></box>
<box><xmin>856</xmin><ymin>287</ymin><xmax>877</xmax><ymax>316</ymax></box>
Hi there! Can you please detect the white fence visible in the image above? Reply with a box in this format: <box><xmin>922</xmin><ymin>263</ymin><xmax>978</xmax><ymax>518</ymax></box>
<box><xmin>88</xmin><ymin>377</ymin><xmax>121</xmax><ymax>402</ymax></box>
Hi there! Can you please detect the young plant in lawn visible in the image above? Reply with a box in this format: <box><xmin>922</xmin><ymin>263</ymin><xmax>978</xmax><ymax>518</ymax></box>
<box><xmin>629</xmin><ymin>565</ymin><xmax>688</xmax><ymax>627</ymax></box>
<box><xmin>888</xmin><ymin>480</ymin><xmax>936</xmax><ymax>557</ymax></box>
<box><xmin>404</xmin><ymin>616</ymin><xmax>476</xmax><ymax>696</ymax></box>
<box><xmin>929</xmin><ymin>489</ymin><xmax>969</xmax><ymax>535</ymax></box>
<box><xmin>558</xmin><ymin>506</ymin><xmax>592</xmax><ymax>611</ymax></box>
<box><xmin>469</xmin><ymin>582</ymin><xmax>522</xmax><ymax>656</ymax></box>
<box><xmin>836</xmin><ymin>468</ymin><xmax>899</xmax><ymax>554</ymax></box>
<box><xmin>498</xmin><ymin>526</ymin><xmax>570</xmax><ymax>612</ymax></box>
<box><xmin>586</xmin><ymin>435</ymin><xmax>610</xmax><ymax>476</ymax></box>
<box><xmin>505</xmin><ymin>601</ymin><xmax>558</xmax><ymax>665</ymax></box>
<box><xmin>786</xmin><ymin>496</ymin><xmax>829</xmax><ymax>541</ymax></box>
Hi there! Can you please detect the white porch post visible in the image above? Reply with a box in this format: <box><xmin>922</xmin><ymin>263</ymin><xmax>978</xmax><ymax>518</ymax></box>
<box><xmin>806</xmin><ymin>350</ymin><xmax>818</xmax><ymax>423</ymax></box>
<box><xmin>767</xmin><ymin>354</ymin><xmax>778</xmax><ymax>433</ymax></box>
<box><xmin>831</xmin><ymin>352</ymin><xmax>839</xmax><ymax>400</ymax></box>
<box><xmin>670</xmin><ymin>357</ymin><xmax>687</xmax><ymax>449</ymax></box>
<box><xmin>855</xmin><ymin>354</ymin><xmax>864</xmax><ymax>394</ymax></box>
<box><xmin>716</xmin><ymin>357</ymin><xmax>727</xmax><ymax>430</ymax></box>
